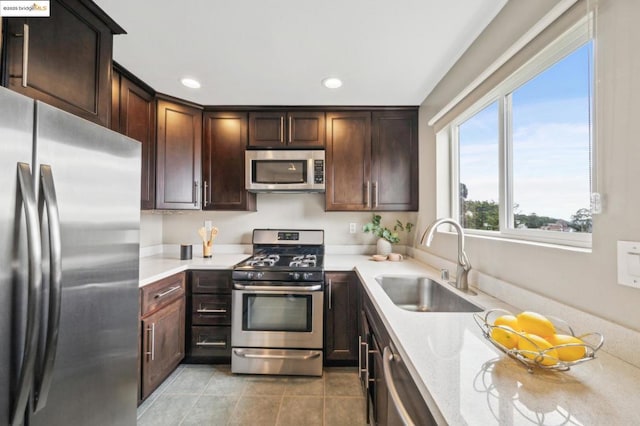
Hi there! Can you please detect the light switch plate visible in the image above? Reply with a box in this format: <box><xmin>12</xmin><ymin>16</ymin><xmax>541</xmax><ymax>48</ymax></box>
<box><xmin>617</xmin><ymin>241</ymin><xmax>640</xmax><ymax>289</ymax></box>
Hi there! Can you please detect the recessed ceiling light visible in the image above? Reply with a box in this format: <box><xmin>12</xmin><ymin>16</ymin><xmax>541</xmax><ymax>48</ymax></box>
<box><xmin>322</xmin><ymin>77</ymin><xmax>343</xmax><ymax>89</ymax></box>
<box><xmin>181</xmin><ymin>77</ymin><xmax>201</xmax><ymax>89</ymax></box>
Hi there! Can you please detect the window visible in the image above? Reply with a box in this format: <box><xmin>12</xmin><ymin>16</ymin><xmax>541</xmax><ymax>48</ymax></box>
<box><xmin>450</xmin><ymin>20</ymin><xmax>593</xmax><ymax>247</ymax></box>
<box><xmin>458</xmin><ymin>101</ymin><xmax>500</xmax><ymax>230</ymax></box>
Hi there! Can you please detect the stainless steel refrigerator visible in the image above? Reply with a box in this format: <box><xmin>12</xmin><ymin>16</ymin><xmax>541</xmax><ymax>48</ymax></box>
<box><xmin>0</xmin><ymin>86</ymin><xmax>141</xmax><ymax>425</ymax></box>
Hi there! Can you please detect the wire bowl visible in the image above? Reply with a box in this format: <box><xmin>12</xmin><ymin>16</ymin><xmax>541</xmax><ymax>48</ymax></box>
<box><xmin>473</xmin><ymin>309</ymin><xmax>604</xmax><ymax>373</ymax></box>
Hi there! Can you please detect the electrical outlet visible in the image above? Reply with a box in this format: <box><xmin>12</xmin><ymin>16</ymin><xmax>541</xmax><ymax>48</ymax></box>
<box><xmin>349</xmin><ymin>223</ymin><xmax>357</xmax><ymax>234</ymax></box>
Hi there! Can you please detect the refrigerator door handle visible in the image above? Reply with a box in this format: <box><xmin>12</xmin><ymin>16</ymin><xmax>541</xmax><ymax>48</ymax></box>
<box><xmin>11</xmin><ymin>163</ymin><xmax>43</xmax><ymax>426</ymax></box>
<box><xmin>33</xmin><ymin>164</ymin><xmax>62</xmax><ymax>412</ymax></box>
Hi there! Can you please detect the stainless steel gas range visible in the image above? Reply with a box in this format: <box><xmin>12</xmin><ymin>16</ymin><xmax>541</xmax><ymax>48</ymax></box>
<box><xmin>231</xmin><ymin>229</ymin><xmax>324</xmax><ymax>376</ymax></box>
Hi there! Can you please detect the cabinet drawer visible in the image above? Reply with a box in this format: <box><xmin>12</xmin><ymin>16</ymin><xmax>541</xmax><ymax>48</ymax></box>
<box><xmin>192</xmin><ymin>294</ymin><xmax>231</xmax><ymax>325</ymax></box>
<box><xmin>140</xmin><ymin>273</ymin><xmax>186</xmax><ymax>317</ymax></box>
<box><xmin>191</xmin><ymin>270</ymin><xmax>232</xmax><ymax>293</ymax></box>
<box><xmin>190</xmin><ymin>326</ymin><xmax>231</xmax><ymax>358</ymax></box>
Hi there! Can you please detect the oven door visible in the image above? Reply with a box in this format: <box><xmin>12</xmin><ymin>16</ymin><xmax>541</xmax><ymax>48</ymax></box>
<box><xmin>232</xmin><ymin>282</ymin><xmax>323</xmax><ymax>349</ymax></box>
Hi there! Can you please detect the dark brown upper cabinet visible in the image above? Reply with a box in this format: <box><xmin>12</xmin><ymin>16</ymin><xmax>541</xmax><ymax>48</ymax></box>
<box><xmin>112</xmin><ymin>64</ymin><xmax>156</xmax><ymax>210</ymax></box>
<box><xmin>155</xmin><ymin>97</ymin><xmax>202</xmax><ymax>210</ymax></box>
<box><xmin>2</xmin><ymin>0</ymin><xmax>125</xmax><ymax>127</ymax></box>
<box><xmin>371</xmin><ymin>110</ymin><xmax>418</xmax><ymax>211</ymax></box>
<box><xmin>325</xmin><ymin>109</ymin><xmax>418</xmax><ymax>212</ymax></box>
<box><xmin>325</xmin><ymin>111</ymin><xmax>372</xmax><ymax>211</ymax></box>
<box><xmin>248</xmin><ymin>111</ymin><xmax>325</xmax><ymax>148</ymax></box>
<box><xmin>202</xmin><ymin>111</ymin><xmax>256</xmax><ymax>211</ymax></box>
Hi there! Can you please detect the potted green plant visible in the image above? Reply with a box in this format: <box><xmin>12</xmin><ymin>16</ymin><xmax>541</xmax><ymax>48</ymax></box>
<box><xmin>363</xmin><ymin>214</ymin><xmax>414</xmax><ymax>255</ymax></box>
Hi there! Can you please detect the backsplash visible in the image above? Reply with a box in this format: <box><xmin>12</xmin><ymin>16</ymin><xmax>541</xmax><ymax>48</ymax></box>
<box><xmin>141</xmin><ymin>193</ymin><xmax>418</xmax><ymax>247</ymax></box>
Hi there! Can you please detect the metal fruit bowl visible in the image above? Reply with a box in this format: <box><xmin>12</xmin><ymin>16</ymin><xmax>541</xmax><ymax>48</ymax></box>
<box><xmin>474</xmin><ymin>309</ymin><xmax>604</xmax><ymax>373</ymax></box>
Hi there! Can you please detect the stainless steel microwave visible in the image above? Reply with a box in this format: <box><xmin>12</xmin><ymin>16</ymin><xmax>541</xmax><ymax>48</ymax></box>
<box><xmin>245</xmin><ymin>150</ymin><xmax>325</xmax><ymax>192</ymax></box>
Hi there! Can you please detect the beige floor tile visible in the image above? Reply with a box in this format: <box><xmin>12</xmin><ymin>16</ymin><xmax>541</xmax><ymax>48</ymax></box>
<box><xmin>284</xmin><ymin>376</ymin><xmax>325</xmax><ymax>396</ymax></box>
<box><xmin>277</xmin><ymin>396</ymin><xmax>323</xmax><ymax>426</ymax></box>
<box><xmin>243</xmin><ymin>375</ymin><xmax>289</xmax><ymax>396</ymax></box>
<box><xmin>202</xmin><ymin>373</ymin><xmax>247</xmax><ymax>396</ymax></box>
<box><xmin>324</xmin><ymin>369</ymin><xmax>363</xmax><ymax>397</ymax></box>
<box><xmin>180</xmin><ymin>395</ymin><xmax>238</xmax><ymax>426</ymax></box>
<box><xmin>228</xmin><ymin>395</ymin><xmax>282</xmax><ymax>426</ymax></box>
<box><xmin>324</xmin><ymin>397</ymin><xmax>367</xmax><ymax>426</ymax></box>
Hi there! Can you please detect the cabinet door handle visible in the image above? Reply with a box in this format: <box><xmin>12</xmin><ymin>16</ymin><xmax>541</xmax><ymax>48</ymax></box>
<box><xmin>193</xmin><ymin>181</ymin><xmax>199</xmax><ymax>207</ymax></box>
<box><xmin>280</xmin><ymin>116</ymin><xmax>284</xmax><ymax>144</ymax></box>
<box><xmin>196</xmin><ymin>340</ymin><xmax>227</xmax><ymax>347</ymax></box>
<box><xmin>288</xmin><ymin>116</ymin><xmax>292</xmax><ymax>143</ymax></box>
<box><xmin>146</xmin><ymin>323</ymin><xmax>156</xmax><ymax>361</ymax></box>
<box><xmin>22</xmin><ymin>24</ymin><xmax>30</xmax><ymax>87</ymax></box>
<box><xmin>328</xmin><ymin>279</ymin><xmax>332</xmax><ymax>309</ymax></box>
<box><xmin>197</xmin><ymin>308</ymin><xmax>227</xmax><ymax>314</ymax></box>
<box><xmin>358</xmin><ymin>337</ymin><xmax>369</xmax><ymax>389</ymax></box>
<box><xmin>154</xmin><ymin>285</ymin><xmax>181</xmax><ymax>299</ymax></box>
<box><xmin>383</xmin><ymin>346</ymin><xmax>415</xmax><ymax>426</ymax></box>
<box><xmin>203</xmin><ymin>180</ymin><xmax>208</xmax><ymax>207</ymax></box>
<box><xmin>365</xmin><ymin>181</ymin><xmax>371</xmax><ymax>208</ymax></box>
<box><xmin>373</xmin><ymin>181</ymin><xmax>379</xmax><ymax>208</ymax></box>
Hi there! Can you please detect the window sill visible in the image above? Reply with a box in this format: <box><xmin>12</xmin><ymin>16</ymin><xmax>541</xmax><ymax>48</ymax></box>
<box><xmin>437</xmin><ymin>229</ymin><xmax>592</xmax><ymax>253</ymax></box>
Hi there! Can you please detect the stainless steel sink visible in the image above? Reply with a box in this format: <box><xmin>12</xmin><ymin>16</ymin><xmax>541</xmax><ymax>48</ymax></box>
<box><xmin>375</xmin><ymin>275</ymin><xmax>482</xmax><ymax>313</ymax></box>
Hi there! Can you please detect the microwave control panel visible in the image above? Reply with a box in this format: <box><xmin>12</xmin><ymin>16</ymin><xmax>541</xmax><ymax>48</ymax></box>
<box><xmin>313</xmin><ymin>160</ymin><xmax>324</xmax><ymax>184</ymax></box>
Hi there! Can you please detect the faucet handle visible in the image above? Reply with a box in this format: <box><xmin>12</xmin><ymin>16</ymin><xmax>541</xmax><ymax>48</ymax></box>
<box><xmin>440</xmin><ymin>269</ymin><xmax>449</xmax><ymax>281</ymax></box>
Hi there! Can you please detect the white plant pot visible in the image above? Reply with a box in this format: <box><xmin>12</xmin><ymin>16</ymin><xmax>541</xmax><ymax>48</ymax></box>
<box><xmin>376</xmin><ymin>238</ymin><xmax>393</xmax><ymax>256</ymax></box>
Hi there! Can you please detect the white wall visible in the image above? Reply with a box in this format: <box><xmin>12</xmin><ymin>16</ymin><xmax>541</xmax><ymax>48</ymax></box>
<box><xmin>143</xmin><ymin>193</ymin><xmax>417</xmax><ymax>248</ymax></box>
<box><xmin>417</xmin><ymin>0</ymin><xmax>640</xmax><ymax>331</ymax></box>
<box><xmin>140</xmin><ymin>211</ymin><xmax>163</xmax><ymax>247</ymax></box>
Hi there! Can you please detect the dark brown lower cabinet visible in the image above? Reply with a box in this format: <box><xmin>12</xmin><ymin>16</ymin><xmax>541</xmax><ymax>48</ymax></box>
<box><xmin>139</xmin><ymin>273</ymin><xmax>186</xmax><ymax>401</ymax></box>
<box><xmin>360</xmin><ymin>280</ymin><xmax>437</xmax><ymax>425</ymax></box>
<box><xmin>324</xmin><ymin>271</ymin><xmax>359</xmax><ymax>365</ymax></box>
<box><xmin>186</xmin><ymin>270</ymin><xmax>232</xmax><ymax>363</ymax></box>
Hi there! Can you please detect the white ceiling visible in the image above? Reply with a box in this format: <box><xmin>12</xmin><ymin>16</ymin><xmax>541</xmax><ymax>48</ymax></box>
<box><xmin>95</xmin><ymin>0</ymin><xmax>507</xmax><ymax>106</ymax></box>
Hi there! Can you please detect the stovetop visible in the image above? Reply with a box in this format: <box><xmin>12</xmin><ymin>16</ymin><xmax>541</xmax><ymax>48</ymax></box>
<box><xmin>237</xmin><ymin>253</ymin><xmax>323</xmax><ymax>269</ymax></box>
<box><xmin>232</xmin><ymin>229</ymin><xmax>325</xmax><ymax>282</ymax></box>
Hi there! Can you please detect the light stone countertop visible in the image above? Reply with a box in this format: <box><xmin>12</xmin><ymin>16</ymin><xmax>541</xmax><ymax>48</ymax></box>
<box><xmin>139</xmin><ymin>253</ymin><xmax>249</xmax><ymax>287</ymax></box>
<box><xmin>139</xmin><ymin>252</ymin><xmax>640</xmax><ymax>425</ymax></box>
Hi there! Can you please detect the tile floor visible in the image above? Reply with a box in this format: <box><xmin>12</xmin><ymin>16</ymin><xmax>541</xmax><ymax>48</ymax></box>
<box><xmin>137</xmin><ymin>364</ymin><xmax>367</xmax><ymax>426</ymax></box>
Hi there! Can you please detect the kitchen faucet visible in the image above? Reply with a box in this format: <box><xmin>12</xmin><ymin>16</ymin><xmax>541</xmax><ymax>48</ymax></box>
<box><xmin>420</xmin><ymin>218</ymin><xmax>474</xmax><ymax>294</ymax></box>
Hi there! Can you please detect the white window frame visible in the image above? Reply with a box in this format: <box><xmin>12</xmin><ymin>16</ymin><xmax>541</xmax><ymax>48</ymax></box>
<box><xmin>446</xmin><ymin>15</ymin><xmax>594</xmax><ymax>248</ymax></box>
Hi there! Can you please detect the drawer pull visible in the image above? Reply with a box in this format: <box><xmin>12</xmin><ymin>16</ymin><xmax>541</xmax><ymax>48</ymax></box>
<box><xmin>197</xmin><ymin>308</ymin><xmax>227</xmax><ymax>314</ymax></box>
<box><xmin>154</xmin><ymin>286</ymin><xmax>181</xmax><ymax>299</ymax></box>
<box><xmin>196</xmin><ymin>341</ymin><xmax>227</xmax><ymax>347</ymax></box>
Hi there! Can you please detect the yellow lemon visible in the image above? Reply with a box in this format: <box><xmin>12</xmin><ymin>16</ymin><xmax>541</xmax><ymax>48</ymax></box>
<box><xmin>517</xmin><ymin>333</ymin><xmax>558</xmax><ymax>366</ymax></box>
<box><xmin>516</xmin><ymin>311</ymin><xmax>555</xmax><ymax>337</ymax></box>
<box><xmin>494</xmin><ymin>315</ymin><xmax>519</xmax><ymax>330</ymax></box>
<box><xmin>547</xmin><ymin>334</ymin><xmax>586</xmax><ymax>362</ymax></box>
<box><xmin>491</xmin><ymin>325</ymin><xmax>519</xmax><ymax>349</ymax></box>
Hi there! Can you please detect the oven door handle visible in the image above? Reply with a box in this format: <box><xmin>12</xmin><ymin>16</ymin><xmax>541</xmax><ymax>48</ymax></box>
<box><xmin>233</xmin><ymin>283</ymin><xmax>322</xmax><ymax>292</ymax></box>
<box><xmin>233</xmin><ymin>349</ymin><xmax>321</xmax><ymax>360</ymax></box>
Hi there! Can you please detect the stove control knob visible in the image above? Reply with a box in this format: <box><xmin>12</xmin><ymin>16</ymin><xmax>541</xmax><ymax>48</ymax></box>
<box><xmin>291</xmin><ymin>272</ymin><xmax>301</xmax><ymax>280</ymax></box>
<box><xmin>256</xmin><ymin>272</ymin><xmax>264</xmax><ymax>279</ymax></box>
<box><xmin>303</xmin><ymin>272</ymin><xmax>312</xmax><ymax>280</ymax></box>
<box><xmin>247</xmin><ymin>272</ymin><xmax>254</xmax><ymax>280</ymax></box>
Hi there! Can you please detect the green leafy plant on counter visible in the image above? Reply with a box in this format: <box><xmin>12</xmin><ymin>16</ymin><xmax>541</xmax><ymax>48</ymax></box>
<box><xmin>362</xmin><ymin>214</ymin><xmax>414</xmax><ymax>244</ymax></box>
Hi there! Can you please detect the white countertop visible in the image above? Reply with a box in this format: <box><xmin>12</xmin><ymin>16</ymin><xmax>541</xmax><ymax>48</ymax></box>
<box><xmin>139</xmin><ymin>252</ymin><xmax>640</xmax><ymax>424</ymax></box>
<box><xmin>139</xmin><ymin>253</ymin><xmax>249</xmax><ymax>286</ymax></box>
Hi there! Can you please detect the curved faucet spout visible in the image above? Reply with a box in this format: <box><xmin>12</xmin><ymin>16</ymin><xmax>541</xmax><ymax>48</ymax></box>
<box><xmin>420</xmin><ymin>218</ymin><xmax>473</xmax><ymax>292</ymax></box>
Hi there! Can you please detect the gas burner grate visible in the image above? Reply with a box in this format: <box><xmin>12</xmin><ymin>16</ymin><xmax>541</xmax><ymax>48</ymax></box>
<box><xmin>289</xmin><ymin>254</ymin><xmax>317</xmax><ymax>268</ymax></box>
<box><xmin>247</xmin><ymin>254</ymin><xmax>280</xmax><ymax>267</ymax></box>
